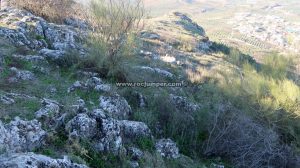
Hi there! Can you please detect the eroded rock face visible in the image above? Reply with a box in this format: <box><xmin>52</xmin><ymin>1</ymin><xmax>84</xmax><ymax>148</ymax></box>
<box><xmin>99</xmin><ymin>94</ymin><xmax>132</xmax><ymax>120</ymax></box>
<box><xmin>0</xmin><ymin>152</ymin><xmax>88</xmax><ymax>168</ymax></box>
<box><xmin>155</xmin><ymin>139</ymin><xmax>180</xmax><ymax>159</ymax></box>
<box><xmin>0</xmin><ymin>7</ymin><xmax>85</xmax><ymax>55</ymax></box>
<box><xmin>0</xmin><ymin>118</ymin><xmax>46</xmax><ymax>153</ymax></box>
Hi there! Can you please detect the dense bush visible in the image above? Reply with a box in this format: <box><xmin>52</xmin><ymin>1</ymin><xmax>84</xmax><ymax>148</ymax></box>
<box><xmin>11</xmin><ymin>0</ymin><xmax>76</xmax><ymax>23</ymax></box>
<box><xmin>261</xmin><ymin>53</ymin><xmax>293</xmax><ymax>79</ymax></box>
<box><xmin>204</xmin><ymin>110</ymin><xmax>297</xmax><ymax>168</ymax></box>
<box><xmin>207</xmin><ymin>52</ymin><xmax>300</xmax><ymax>166</ymax></box>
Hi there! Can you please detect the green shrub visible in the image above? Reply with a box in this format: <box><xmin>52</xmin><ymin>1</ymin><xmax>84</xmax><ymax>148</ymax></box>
<box><xmin>87</xmin><ymin>0</ymin><xmax>145</xmax><ymax>80</ymax></box>
<box><xmin>261</xmin><ymin>53</ymin><xmax>293</xmax><ymax>79</ymax></box>
<box><xmin>136</xmin><ymin>137</ymin><xmax>154</xmax><ymax>151</ymax></box>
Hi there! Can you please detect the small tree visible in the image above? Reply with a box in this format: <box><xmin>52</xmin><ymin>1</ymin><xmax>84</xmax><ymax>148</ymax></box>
<box><xmin>87</xmin><ymin>0</ymin><xmax>145</xmax><ymax>79</ymax></box>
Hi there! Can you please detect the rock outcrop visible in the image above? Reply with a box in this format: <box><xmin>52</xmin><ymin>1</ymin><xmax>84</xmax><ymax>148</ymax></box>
<box><xmin>0</xmin><ymin>7</ymin><xmax>86</xmax><ymax>57</ymax></box>
<box><xmin>0</xmin><ymin>153</ymin><xmax>88</xmax><ymax>168</ymax></box>
<box><xmin>99</xmin><ymin>94</ymin><xmax>132</xmax><ymax>120</ymax></box>
<box><xmin>0</xmin><ymin>118</ymin><xmax>46</xmax><ymax>153</ymax></box>
<box><xmin>35</xmin><ymin>98</ymin><xmax>61</xmax><ymax>119</ymax></box>
<box><xmin>66</xmin><ymin>109</ymin><xmax>123</xmax><ymax>154</ymax></box>
<box><xmin>155</xmin><ymin>139</ymin><xmax>180</xmax><ymax>159</ymax></box>
<box><xmin>119</xmin><ymin>120</ymin><xmax>152</xmax><ymax>142</ymax></box>
<box><xmin>65</xmin><ymin>107</ymin><xmax>154</xmax><ymax>155</ymax></box>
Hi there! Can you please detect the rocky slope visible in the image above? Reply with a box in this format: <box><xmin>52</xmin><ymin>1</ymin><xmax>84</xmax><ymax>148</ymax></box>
<box><xmin>0</xmin><ymin>8</ymin><xmax>210</xmax><ymax>168</ymax></box>
<box><xmin>2</xmin><ymin>5</ymin><xmax>299</xmax><ymax>168</ymax></box>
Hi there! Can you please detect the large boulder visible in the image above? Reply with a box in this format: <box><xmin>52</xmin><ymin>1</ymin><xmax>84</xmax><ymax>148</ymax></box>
<box><xmin>118</xmin><ymin>120</ymin><xmax>152</xmax><ymax>142</ymax></box>
<box><xmin>155</xmin><ymin>139</ymin><xmax>180</xmax><ymax>159</ymax></box>
<box><xmin>0</xmin><ymin>118</ymin><xmax>47</xmax><ymax>153</ymax></box>
<box><xmin>66</xmin><ymin>109</ymin><xmax>123</xmax><ymax>154</ymax></box>
<box><xmin>0</xmin><ymin>152</ymin><xmax>88</xmax><ymax>168</ymax></box>
<box><xmin>65</xmin><ymin>113</ymin><xmax>97</xmax><ymax>139</ymax></box>
<box><xmin>99</xmin><ymin>94</ymin><xmax>132</xmax><ymax>120</ymax></box>
<box><xmin>94</xmin><ymin>114</ymin><xmax>123</xmax><ymax>154</ymax></box>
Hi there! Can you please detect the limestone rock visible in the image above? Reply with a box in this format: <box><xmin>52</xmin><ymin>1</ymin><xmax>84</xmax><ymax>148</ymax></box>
<box><xmin>127</xmin><ymin>147</ymin><xmax>144</xmax><ymax>161</ymax></box>
<box><xmin>0</xmin><ymin>118</ymin><xmax>46</xmax><ymax>153</ymax></box>
<box><xmin>155</xmin><ymin>139</ymin><xmax>180</xmax><ymax>159</ymax></box>
<box><xmin>99</xmin><ymin>94</ymin><xmax>132</xmax><ymax>120</ymax></box>
<box><xmin>0</xmin><ymin>8</ymin><xmax>85</xmax><ymax>53</ymax></box>
<box><xmin>66</xmin><ymin>110</ymin><xmax>123</xmax><ymax>154</ymax></box>
<box><xmin>35</xmin><ymin>98</ymin><xmax>61</xmax><ymax>119</ymax></box>
<box><xmin>119</xmin><ymin>120</ymin><xmax>152</xmax><ymax>141</ymax></box>
<box><xmin>39</xmin><ymin>48</ymin><xmax>66</xmax><ymax>61</ymax></box>
<box><xmin>0</xmin><ymin>152</ymin><xmax>88</xmax><ymax>168</ymax></box>
<box><xmin>65</xmin><ymin>113</ymin><xmax>97</xmax><ymax>139</ymax></box>
<box><xmin>9</xmin><ymin>67</ymin><xmax>35</xmax><ymax>82</ymax></box>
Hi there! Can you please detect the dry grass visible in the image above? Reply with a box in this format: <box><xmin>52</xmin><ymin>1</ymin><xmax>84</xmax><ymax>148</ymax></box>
<box><xmin>10</xmin><ymin>0</ymin><xmax>78</xmax><ymax>23</ymax></box>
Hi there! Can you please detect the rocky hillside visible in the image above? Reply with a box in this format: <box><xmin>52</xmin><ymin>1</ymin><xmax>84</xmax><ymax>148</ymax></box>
<box><xmin>1</xmin><ymin>4</ymin><xmax>300</xmax><ymax>168</ymax></box>
<box><xmin>0</xmin><ymin>7</ymin><xmax>214</xmax><ymax>168</ymax></box>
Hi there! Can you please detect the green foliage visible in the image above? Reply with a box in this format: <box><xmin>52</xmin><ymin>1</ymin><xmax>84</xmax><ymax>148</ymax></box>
<box><xmin>87</xmin><ymin>0</ymin><xmax>144</xmax><ymax>80</ymax></box>
<box><xmin>136</xmin><ymin>137</ymin><xmax>155</xmax><ymax>151</ymax></box>
<box><xmin>0</xmin><ymin>99</ymin><xmax>40</xmax><ymax>122</ymax></box>
<box><xmin>217</xmin><ymin>53</ymin><xmax>300</xmax><ymax>147</ymax></box>
<box><xmin>72</xmin><ymin>141</ymin><xmax>125</xmax><ymax>168</ymax></box>
<box><xmin>261</xmin><ymin>53</ymin><xmax>293</xmax><ymax>79</ymax></box>
<box><xmin>35</xmin><ymin>35</ymin><xmax>45</xmax><ymax>40</ymax></box>
<box><xmin>40</xmin><ymin>148</ymin><xmax>56</xmax><ymax>157</ymax></box>
<box><xmin>73</xmin><ymin>89</ymin><xmax>100</xmax><ymax>108</ymax></box>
